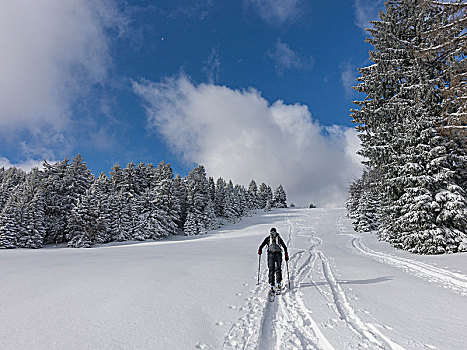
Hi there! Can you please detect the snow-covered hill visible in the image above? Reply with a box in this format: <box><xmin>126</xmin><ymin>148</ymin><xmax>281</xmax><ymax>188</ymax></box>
<box><xmin>1</xmin><ymin>208</ymin><xmax>466</xmax><ymax>349</ymax></box>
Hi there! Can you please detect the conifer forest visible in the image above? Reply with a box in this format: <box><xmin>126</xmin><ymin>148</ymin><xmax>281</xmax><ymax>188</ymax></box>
<box><xmin>347</xmin><ymin>0</ymin><xmax>467</xmax><ymax>254</ymax></box>
<box><xmin>0</xmin><ymin>155</ymin><xmax>287</xmax><ymax>248</ymax></box>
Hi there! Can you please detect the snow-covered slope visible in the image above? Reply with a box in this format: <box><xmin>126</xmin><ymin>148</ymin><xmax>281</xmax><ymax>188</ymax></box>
<box><xmin>1</xmin><ymin>208</ymin><xmax>466</xmax><ymax>349</ymax></box>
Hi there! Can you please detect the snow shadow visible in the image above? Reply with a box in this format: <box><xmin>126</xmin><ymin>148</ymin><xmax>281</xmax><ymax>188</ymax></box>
<box><xmin>299</xmin><ymin>276</ymin><xmax>394</xmax><ymax>288</ymax></box>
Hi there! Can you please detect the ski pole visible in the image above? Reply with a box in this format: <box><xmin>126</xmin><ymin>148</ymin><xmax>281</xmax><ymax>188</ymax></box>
<box><xmin>286</xmin><ymin>260</ymin><xmax>291</xmax><ymax>289</ymax></box>
<box><xmin>257</xmin><ymin>254</ymin><xmax>261</xmax><ymax>285</ymax></box>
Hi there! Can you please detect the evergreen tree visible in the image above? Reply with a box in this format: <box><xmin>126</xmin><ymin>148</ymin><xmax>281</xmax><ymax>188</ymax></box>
<box><xmin>235</xmin><ymin>184</ymin><xmax>249</xmax><ymax>217</ymax></box>
<box><xmin>136</xmin><ymin>188</ymin><xmax>166</xmax><ymax>239</ymax></box>
<box><xmin>352</xmin><ymin>0</ymin><xmax>467</xmax><ymax>253</ymax></box>
<box><xmin>0</xmin><ymin>167</ymin><xmax>26</xmax><ymax>212</ymax></box>
<box><xmin>67</xmin><ymin>193</ymin><xmax>100</xmax><ymax>248</ymax></box>
<box><xmin>423</xmin><ymin>1</ymin><xmax>466</xmax><ymax>140</ymax></box>
<box><xmin>208</xmin><ymin>177</ymin><xmax>216</xmax><ymax>203</ymax></box>
<box><xmin>151</xmin><ymin>177</ymin><xmax>180</xmax><ymax>236</ymax></box>
<box><xmin>258</xmin><ymin>183</ymin><xmax>269</xmax><ymax>209</ymax></box>
<box><xmin>184</xmin><ymin>165</ymin><xmax>217</xmax><ymax>235</ymax></box>
<box><xmin>173</xmin><ymin>174</ymin><xmax>187</xmax><ymax>229</ymax></box>
<box><xmin>264</xmin><ymin>199</ymin><xmax>272</xmax><ymax>212</ymax></box>
<box><xmin>346</xmin><ymin>178</ymin><xmax>363</xmax><ymax>220</ymax></box>
<box><xmin>248</xmin><ymin>180</ymin><xmax>259</xmax><ymax>210</ymax></box>
<box><xmin>273</xmin><ymin>185</ymin><xmax>287</xmax><ymax>208</ymax></box>
<box><xmin>214</xmin><ymin>177</ymin><xmax>226</xmax><ymax>217</ymax></box>
<box><xmin>42</xmin><ymin>156</ymin><xmax>93</xmax><ymax>244</ymax></box>
<box><xmin>224</xmin><ymin>180</ymin><xmax>239</xmax><ymax>223</ymax></box>
<box><xmin>0</xmin><ymin>169</ymin><xmax>45</xmax><ymax>248</ymax></box>
<box><xmin>266</xmin><ymin>185</ymin><xmax>273</xmax><ymax>206</ymax></box>
<box><xmin>67</xmin><ymin>173</ymin><xmax>112</xmax><ymax>247</ymax></box>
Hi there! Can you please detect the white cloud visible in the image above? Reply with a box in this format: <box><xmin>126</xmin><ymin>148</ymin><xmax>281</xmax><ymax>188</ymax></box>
<box><xmin>249</xmin><ymin>0</ymin><xmax>302</xmax><ymax>25</ymax></box>
<box><xmin>133</xmin><ymin>75</ymin><xmax>363</xmax><ymax>207</ymax></box>
<box><xmin>354</xmin><ymin>0</ymin><xmax>384</xmax><ymax>31</ymax></box>
<box><xmin>269</xmin><ymin>40</ymin><xmax>314</xmax><ymax>73</ymax></box>
<box><xmin>0</xmin><ymin>0</ymin><xmax>126</xmax><ymax>134</ymax></box>
<box><xmin>0</xmin><ymin>157</ymin><xmax>54</xmax><ymax>172</ymax></box>
<box><xmin>340</xmin><ymin>62</ymin><xmax>358</xmax><ymax>98</ymax></box>
<box><xmin>203</xmin><ymin>48</ymin><xmax>221</xmax><ymax>84</ymax></box>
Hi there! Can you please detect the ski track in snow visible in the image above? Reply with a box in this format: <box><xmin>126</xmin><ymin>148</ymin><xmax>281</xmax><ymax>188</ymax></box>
<box><xmin>223</xmin><ymin>212</ymin><xmax>334</xmax><ymax>350</ymax></box>
<box><xmin>224</xmin><ymin>211</ymin><xmax>408</xmax><ymax>350</ymax></box>
<box><xmin>317</xmin><ymin>249</ymin><xmax>405</xmax><ymax>350</ymax></box>
<box><xmin>336</xmin><ymin>216</ymin><xmax>467</xmax><ymax>297</ymax></box>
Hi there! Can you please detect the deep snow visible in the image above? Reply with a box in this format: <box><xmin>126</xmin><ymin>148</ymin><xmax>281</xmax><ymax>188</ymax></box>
<box><xmin>1</xmin><ymin>208</ymin><xmax>466</xmax><ymax>349</ymax></box>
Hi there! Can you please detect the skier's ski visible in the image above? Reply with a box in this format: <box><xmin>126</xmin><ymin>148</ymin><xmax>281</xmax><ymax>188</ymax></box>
<box><xmin>268</xmin><ymin>289</ymin><xmax>275</xmax><ymax>302</ymax></box>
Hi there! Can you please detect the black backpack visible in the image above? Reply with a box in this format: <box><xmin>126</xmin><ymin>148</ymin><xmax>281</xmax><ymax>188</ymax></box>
<box><xmin>268</xmin><ymin>234</ymin><xmax>282</xmax><ymax>253</ymax></box>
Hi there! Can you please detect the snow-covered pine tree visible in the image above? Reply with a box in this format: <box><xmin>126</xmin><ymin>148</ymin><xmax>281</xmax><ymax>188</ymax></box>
<box><xmin>91</xmin><ymin>173</ymin><xmax>113</xmax><ymax>244</ymax></box>
<box><xmin>258</xmin><ymin>183</ymin><xmax>269</xmax><ymax>209</ymax></box>
<box><xmin>264</xmin><ymin>199</ymin><xmax>272</xmax><ymax>212</ymax></box>
<box><xmin>355</xmin><ymin>174</ymin><xmax>381</xmax><ymax>232</ymax></box>
<box><xmin>214</xmin><ymin>177</ymin><xmax>226</xmax><ymax>217</ymax></box>
<box><xmin>41</xmin><ymin>159</ymin><xmax>70</xmax><ymax>245</ymax></box>
<box><xmin>136</xmin><ymin>187</ymin><xmax>165</xmax><ymax>239</ymax></box>
<box><xmin>0</xmin><ymin>167</ymin><xmax>26</xmax><ymax>212</ymax></box>
<box><xmin>183</xmin><ymin>211</ymin><xmax>200</xmax><ymax>235</ymax></box>
<box><xmin>273</xmin><ymin>185</ymin><xmax>287</xmax><ymax>208</ymax></box>
<box><xmin>423</xmin><ymin>1</ymin><xmax>466</xmax><ymax>140</ymax></box>
<box><xmin>352</xmin><ymin>0</ymin><xmax>467</xmax><ymax>253</ymax></box>
<box><xmin>0</xmin><ymin>168</ymin><xmax>45</xmax><ymax>248</ymax></box>
<box><xmin>224</xmin><ymin>180</ymin><xmax>239</xmax><ymax>223</ymax></box>
<box><xmin>423</xmin><ymin>0</ymin><xmax>467</xmax><ymax>211</ymax></box>
<box><xmin>109</xmin><ymin>164</ymin><xmax>124</xmax><ymax>191</ymax></box>
<box><xmin>248</xmin><ymin>180</ymin><xmax>259</xmax><ymax>211</ymax></box>
<box><xmin>108</xmin><ymin>188</ymin><xmax>133</xmax><ymax>241</ymax></box>
<box><xmin>183</xmin><ymin>165</ymin><xmax>217</xmax><ymax>235</ymax></box>
<box><xmin>266</xmin><ymin>185</ymin><xmax>273</xmax><ymax>207</ymax></box>
<box><xmin>69</xmin><ymin>154</ymin><xmax>94</xmax><ymax>196</ymax></box>
<box><xmin>347</xmin><ymin>168</ymin><xmax>381</xmax><ymax>232</ymax></box>
<box><xmin>235</xmin><ymin>184</ymin><xmax>249</xmax><ymax>217</ymax></box>
<box><xmin>107</xmin><ymin>163</ymin><xmax>135</xmax><ymax>241</ymax></box>
<box><xmin>151</xmin><ymin>177</ymin><xmax>181</xmax><ymax>237</ymax></box>
<box><xmin>133</xmin><ymin>162</ymin><xmax>149</xmax><ymax>195</ymax></box>
<box><xmin>0</xmin><ymin>207</ymin><xmax>20</xmax><ymax>248</ymax></box>
<box><xmin>208</xmin><ymin>177</ymin><xmax>216</xmax><ymax>203</ymax></box>
<box><xmin>346</xmin><ymin>178</ymin><xmax>363</xmax><ymax>220</ymax></box>
<box><xmin>67</xmin><ymin>193</ymin><xmax>100</xmax><ymax>248</ymax></box>
<box><xmin>42</xmin><ymin>155</ymin><xmax>94</xmax><ymax>245</ymax></box>
<box><xmin>67</xmin><ymin>173</ymin><xmax>112</xmax><ymax>247</ymax></box>
<box><xmin>173</xmin><ymin>174</ymin><xmax>187</xmax><ymax>229</ymax></box>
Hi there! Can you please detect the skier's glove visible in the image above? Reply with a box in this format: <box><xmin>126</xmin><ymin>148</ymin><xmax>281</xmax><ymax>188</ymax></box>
<box><xmin>285</xmin><ymin>253</ymin><xmax>289</xmax><ymax>261</ymax></box>
<box><xmin>258</xmin><ymin>249</ymin><xmax>262</xmax><ymax>255</ymax></box>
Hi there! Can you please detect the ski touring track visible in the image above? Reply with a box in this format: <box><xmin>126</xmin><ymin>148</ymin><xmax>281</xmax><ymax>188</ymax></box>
<box><xmin>223</xmin><ymin>211</ymin><xmax>407</xmax><ymax>350</ymax></box>
<box><xmin>336</xmin><ymin>216</ymin><xmax>467</xmax><ymax>297</ymax></box>
<box><xmin>223</xmin><ymin>212</ymin><xmax>332</xmax><ymax>350</ymax></box>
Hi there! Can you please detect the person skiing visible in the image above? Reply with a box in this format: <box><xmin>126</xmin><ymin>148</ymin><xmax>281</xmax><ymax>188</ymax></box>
<box><xmin>258</xmin><ymin>227</ymin><xmax>289</xmax><ymax>293</ymax></box>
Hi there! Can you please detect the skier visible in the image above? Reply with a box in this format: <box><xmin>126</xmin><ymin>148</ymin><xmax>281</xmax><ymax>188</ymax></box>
<box><xmin>258</xmin><ymin>227</ymin><xmax>289</xmax><ymax>294</ymax></box>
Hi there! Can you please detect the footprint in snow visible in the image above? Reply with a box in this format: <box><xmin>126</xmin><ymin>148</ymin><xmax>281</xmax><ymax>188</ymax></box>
<box><xmin>195</xmin><ymin>342</ymin><xmax>210</xmax><ymax>349</ymax></box>
<box><xmin>216</xmin><ymin>321</ymin><xmax>224</xmax><ymax>326</ymax></box>
<box><xmin>383</xmin><ymin>325</ymin><xmax>393</xmax><ymax>330</ymax></box>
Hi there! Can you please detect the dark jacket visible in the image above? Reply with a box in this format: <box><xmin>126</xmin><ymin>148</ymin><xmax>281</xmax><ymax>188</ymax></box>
<box><xmin>259</xmin><ymin>234</ymin><xmax>288</xmax><ymax>255</ymax></box>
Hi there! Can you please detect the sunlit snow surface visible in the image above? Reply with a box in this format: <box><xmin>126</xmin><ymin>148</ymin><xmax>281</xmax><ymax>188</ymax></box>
<box><xmin>1</xmin><ymin>208</ymin><xmax>466</xmax><ymax>349</ymax></box>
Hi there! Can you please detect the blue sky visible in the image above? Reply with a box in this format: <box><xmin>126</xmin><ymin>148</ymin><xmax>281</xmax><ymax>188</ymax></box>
<box><xmin>0</xmin><ymin>0</ymin><xmax>385</xmax><ymax>206</ymax></box>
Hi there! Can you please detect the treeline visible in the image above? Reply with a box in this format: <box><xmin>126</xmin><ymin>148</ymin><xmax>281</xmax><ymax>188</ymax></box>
<box><xmin>347</xmin><ymin>0</ymin><xmax>467</xmax><ymax>254</ymax></box>
<box><xmin>0</xmin><ymin>155</ymin><xmax>287</xmax><ymax>248</ymax></box>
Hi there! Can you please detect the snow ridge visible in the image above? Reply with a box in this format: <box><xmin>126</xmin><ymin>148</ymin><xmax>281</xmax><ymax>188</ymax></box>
<box><xmin>351</xmin><ymin>237</ymin><xmax>467</xmax><ymax>296</ymax></box>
